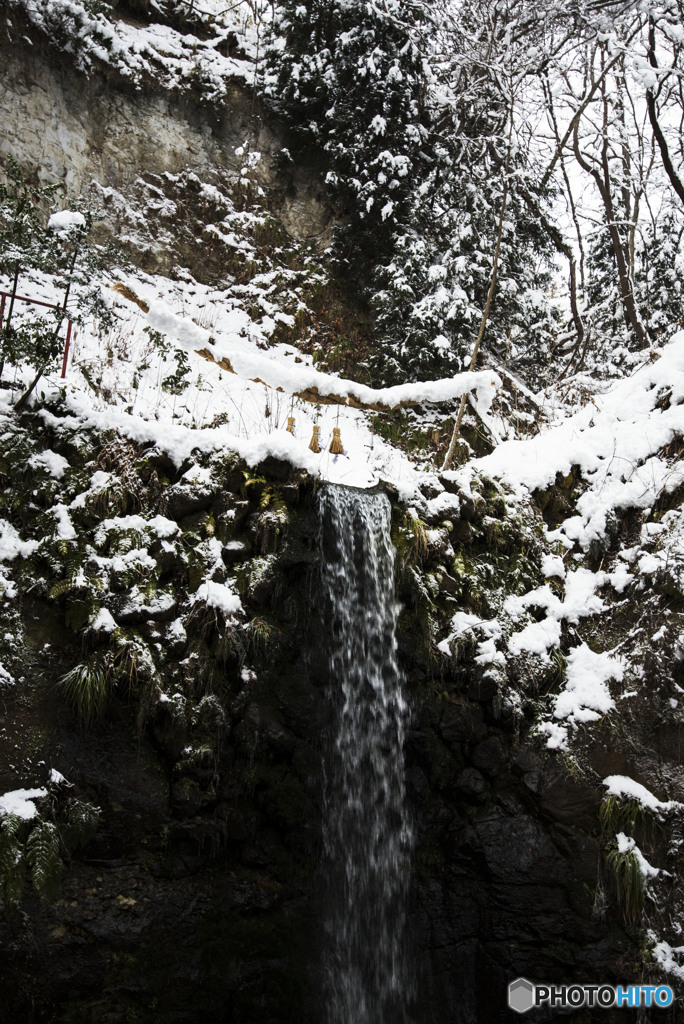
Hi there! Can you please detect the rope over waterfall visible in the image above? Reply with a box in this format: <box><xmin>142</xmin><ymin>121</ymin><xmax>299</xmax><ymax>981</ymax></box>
<box><xmin>319</xmin><ymin>485</ymin><xmax>414</xmax><ymax>1024</ymax></box>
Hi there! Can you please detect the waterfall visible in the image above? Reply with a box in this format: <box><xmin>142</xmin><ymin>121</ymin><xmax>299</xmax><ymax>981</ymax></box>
<box><xmin>319</xmin><ymin>484</ymin><xmax>413</xmax><ymax>1024</ymax></box>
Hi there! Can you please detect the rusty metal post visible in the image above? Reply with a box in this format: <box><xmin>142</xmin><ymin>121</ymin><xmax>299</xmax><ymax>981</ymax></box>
<box><xmin>61</xmin><ymin>320</ymin><xmax>73</xmax><ymax>378</ymax></box>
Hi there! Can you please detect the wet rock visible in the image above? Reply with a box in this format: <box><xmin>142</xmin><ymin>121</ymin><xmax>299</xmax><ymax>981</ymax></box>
<box><xmin>151</xmin><ymin>702</ymin><xmax>188</xmax><ymax>760</ymax></box>
<box><xmin>438</xmin><ymin>571</ymin><xmax>459</xmax><ymax>595</ymax></box>
<box><xmin>418</xmin><ymin>478</ymin><xmax>443</xmax><ymax>500</ymax></box>
<box><xmin>222</xmin><ymin>538</ymin><xmax>251</xmax><ymax>563</ymax></box>
<box><xmin>243</xmin><ymin>703</ymin><xmax>297</xmax><ymax>759</ymax></box>
<box><xmin>280</xmin><ymin>481</ymin><xmax>301</xmax><ymax>504</ymax></box>
<box><xmin>438</xmin><ymin>700</ymin><xmax>487</xmax><ymax>746</ymax></box>
<box><xmin>474</xmin><ymin>807</ymin><xmax>562</xmax><ymax>881</ymax></box>
<box><xmin>217</xmin><ymin>501</ymin><xmax>251</xmax><ymax>541</ymax></box>
<box><xmin>254</xmin><ymin>456</ymin><xmax>291</xmax><ymax>481</ymax></box>
<box><xmin>427</xmin><ymin>527</ymin><xmax>454</xmax><ymax>560</ymax></box>
<box><xmin>407</xmin><ymin>726</ymin><xmax>461</xmax><ymax>791</ymax></box>
<box><xmin>220</xmin><ymin>808</ymin><xmax>251</xmax><ymax>843</ymax></box>
<box><xmin>170</xmin><ymin>778</ymin><xmax>206</xmax><ymax>819</ymax></box>
<box><xmin>470</xmin><ymin>736</ymin><xmax>507</xmax><ymax>777</ymax></box>
<box><xmin>407</xmin><ymin>766</ymin><xmax>431</xmax><ymax>803</ymax></box>
<box><xmin>456</xmin><ymin>767</ymin><xmax>487</xmax><ymax>800</ymax></box>
<box><xmin>450</xmin><ymin>519</ymin><xmax>473</xmax><ymax>544</ymax></box>
<box><xmin>467</xmin><ymin>673</ymin><xmax>499</xmax><ymax>702</ymax></box>
<box><xmin>163</xmin><ymin>483</ymin><xmax>214</xmax><ymax>520</ymax></box>
<box><xmin>539</xmin><ymin>770</ymin><xmax>602</xmax><ymax>829</ymax></box>
<box><xmin>437</xmin><ymin>474</ymin><xmax>462</xmax><ymax>496</ymax></box>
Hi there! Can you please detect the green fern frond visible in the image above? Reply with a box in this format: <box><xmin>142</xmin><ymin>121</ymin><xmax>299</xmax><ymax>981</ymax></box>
<box><xmin>26</xmin><ymin>821</ymin><xmax>62</xmax><ymax>903</ymax></box>
<box><xmin>0</xmin><ymin>813</ymin><xmax>23</xmax><ymax>845</ymax></box>
<box><xmin>606</xmin><ymin>845</ymin><xmax>644</xmax><ymax>926</ymax></box>
<box><xmin>600</xmin><ymin>797</ymin><xmax>655</xmax><ymax>842</ymax></box>
<box><xmin>0</xmin><ymin>814</ymin><xmax>26</xmax><ymax>907</ymax></box>
<box><xmin>59</xmin><ymin>654</ymin><xmax>112</xmax><ymax>727</ymax></box>
<box><xmin>49</xmin><ymin>573</ymin><xmax>104</xmax><ymax>601</ymax></box>
<box><xmin>241</xmin><ymin>471</ymin><xmax>266</xmax><ymax>494</ymax></box>
<box><xmin>62</xmin><ymin>800</ymin><xmax>101</xmax><ymax>853</ymax></box>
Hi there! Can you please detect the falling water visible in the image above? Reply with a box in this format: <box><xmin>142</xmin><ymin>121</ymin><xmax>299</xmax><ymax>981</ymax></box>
<box><xmin>319</xmin><ymin>484</ymin><xmax>413</xmax><ymax>1024</ymax></box>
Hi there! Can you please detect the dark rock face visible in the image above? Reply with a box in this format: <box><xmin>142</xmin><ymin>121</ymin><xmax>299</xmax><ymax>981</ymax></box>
<box><xmin>0</xmin><ymin>432</ymin><xmax>634</xmax><ymax>1024</ymax></box>
<box><xmin>406</xmin><ymin>699</ymin><xmax>630</xmax><ymax>1024</ymax></box>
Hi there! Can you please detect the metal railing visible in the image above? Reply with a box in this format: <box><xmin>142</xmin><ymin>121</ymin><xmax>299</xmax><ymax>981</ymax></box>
<box><xmin>0</xmin><ymin>290</ymin><xmax>74</xmax><ymax>378</ymax></box>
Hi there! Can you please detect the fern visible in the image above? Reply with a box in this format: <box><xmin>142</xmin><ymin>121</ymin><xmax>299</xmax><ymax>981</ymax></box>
<box><xmin>606</xmin><ymin>845</ymin><xmax>644</xmax><ymax>926</ymax></box>
<box><xmin>26</xmin><ymin>821</ymin><xmax>62</xmax><ymax>903</ymax></box>
<box><xmin>62</xmin><ymin>800</ymin><xmax>101</xmax><ymax>853</ymax></box>
<box><xmin>600</xmin><ymin>796</ymin><xmax>657</xmax><ymax>847</ymax></box>
<box><xmin>0</xmin><ymin>814</ymin><xmax>26</xmax><ymax>908</ymax></box>
<box><xmin>59</xmin><ymin>654</ymin><xmax>111</xmax><ymax>727</ymax></box>
<box><xmin>49</xmin><ymin>572</ymin><xmax>104</xmax><ymax>601</ymax></box>
<box><xmin>241</xmin><ymin>470</ymin><xmax>266</xmax><ymax>494</ymax></box>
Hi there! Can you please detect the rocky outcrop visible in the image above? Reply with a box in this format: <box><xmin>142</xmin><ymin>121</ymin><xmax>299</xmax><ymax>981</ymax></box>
<box><xmin>0</xmin><ymin>405</ymin><xmax>640</xmax><ymax>1024</ymax></box>
<box><xmin>0</xmin><ymin>20</ymin><xmax>330</xmax><ymax>242</ymax></box>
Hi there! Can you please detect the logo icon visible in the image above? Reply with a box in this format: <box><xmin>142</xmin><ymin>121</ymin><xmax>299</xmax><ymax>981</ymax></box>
<box><xmin>507</xmin><ymin>978</ymin><xmax>674</xmax><ymax>1012</ymax></box>
<box><xmin>508</xmin><ymin>978</ymin><xmax>535</xmax><ymax>1014</ymax></box>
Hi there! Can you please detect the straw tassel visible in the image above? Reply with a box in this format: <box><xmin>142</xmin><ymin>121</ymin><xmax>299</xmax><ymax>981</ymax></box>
<box><xmin>286</xmin><ymin>416</ymin><xmax>295</xmax><ymax>435</ymax></box>
<box><xmin>309</xmin><ymin>424</ymin><xmax>321</xmax><ymax>453</ymax></box>
<box><xmin>329</xmin><ymin>426</ymin><xmax>344</xmax><ymax>454</ymax></box>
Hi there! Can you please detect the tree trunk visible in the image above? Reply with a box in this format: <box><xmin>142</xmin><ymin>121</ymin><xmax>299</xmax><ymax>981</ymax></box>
<box><xmin>572</xmin><ymin>121</ymin><xmax>647</xmax><ymax>349</ymax></box>
<box><xmin>442</xmin><ymin>118</ymin><xmax>513</xmax><ymax>472</ymax></box>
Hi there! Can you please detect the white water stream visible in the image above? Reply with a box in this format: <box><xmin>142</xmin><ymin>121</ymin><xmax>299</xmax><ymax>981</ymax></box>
<box><xmin>319</xmin><ymin>485</ymin><xmax>413</xmax><ymax>1024</ymax></box>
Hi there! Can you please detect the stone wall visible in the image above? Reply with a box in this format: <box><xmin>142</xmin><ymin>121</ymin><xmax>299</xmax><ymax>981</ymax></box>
<box><xmin>0</xmin><ymin>26</ymin><xmax>330</xmax><ymax>241</ymax></box>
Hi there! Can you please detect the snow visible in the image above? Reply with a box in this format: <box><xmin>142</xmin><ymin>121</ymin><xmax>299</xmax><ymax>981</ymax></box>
<box><xmin>10</xmin><ymin>0</ymin><xmax>264</xmax><ymax>96</ymax></box>
<box><xmin>537</xmin><ymin>720</ymin><xmax>570</xmax><ymax>751</ymax></box>
<box><xmin>95</xmin><ymin>514</ymin><xmax>179</xmax><ymax>546</ymax></box>
<box><xmin>0</xmin><ymin>787</ymin><xmax>46</xmax><ymax>819</ymax></box>
<box><xmin>0</xmin><ymin>519</ymin><xmax>39</xmax><ymax>562</ymax></box>
<box><xmin>476</xmin><ymin>333</ymin><xmax>684</xmax><ymax>550</ymax></box>
<box><xmin>651</xmin><ymin>936</ymin><xmax>684</xmax><ymax>982</ymax></box>
<box><xmin>508</xmin><ymin>617</ymin><xmax>561</xmax><ymax>658</ymax></box>
<box><xmin>541</xmin><ymin>553</ymin><xmax>565</xmax><ymax>579</ymax></box>
<box><xmin>615</xmin><ymin>832</ymin><xmax>662</xmax><ymax>879</ymax></box>
<box><xmin>91</xmin><ymin>607</ymin><xmax>117</xmax><ymax>633</ymax></box>
<box><xmin>148</xmin><ymin>294</ymin><xmax>499</xmax><ymax>412</ymax></box>
<box><xmin>29</xmin><ymin>449</ymin><xmax>70</xmax><ymax>479</ymax></box>
<box><xmin>48</xmin><ymin>210</ymin><xmax>86</xmax><ymax>235</ymax></box>
<box><xmin>192</xmin><ymin>580</ymin><xmax>242</xmax><ymax>618</ymax></box>
<box><xmin>0</xmin><ymin>662</ymin><xmax>14</xmax><ymax>687</ymax></box>
<box><xmin>603</xmin><ymin>775</ymin><xmax>682</xmax><ymax>815</ymax></box>
<box><xmin>426</xmin><ymin>490</ymin><xmax>461</xmax><ymax>517</ymax></box>
<box><xmin>553</xmin><ymin>644</ymin><xmax>623</xmax><ymax>724</ymax></box>
<box><xmin>52</xmin><ymin>504</ymin><xmax>77</xmax><ymax>541</ymax></box>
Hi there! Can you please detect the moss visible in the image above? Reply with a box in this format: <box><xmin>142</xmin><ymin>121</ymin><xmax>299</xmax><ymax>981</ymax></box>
<box><xmin>371</xmin><ymin>409</ymin><xmax>433</xmax><ymax>454</ymax></box>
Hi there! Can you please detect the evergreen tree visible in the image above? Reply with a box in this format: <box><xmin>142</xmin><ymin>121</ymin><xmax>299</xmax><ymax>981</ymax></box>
<box><xmin>267</xmin><ymin>0</ymin><xmax>560</xmax><ymax>385</ymax></box>
<box><xmin>369</xmin><ymin>0</ymin><xmax>560</xmax><ymax>385</ymax></box>
<box><xmin>266</xmin><ymin>0</ymin><xmax>430</xmax><ymax>266</ymax></box>
<box><xmin>636</xmin><ymin>209</ymin><xmax>684</xmax><ymax>341</ymax></box>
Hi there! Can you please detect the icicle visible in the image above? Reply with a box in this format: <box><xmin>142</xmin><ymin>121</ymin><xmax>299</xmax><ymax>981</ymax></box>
<box><xmin>329</xmin><ymin>426</ymin><xmax>344</xmax><ymax>454</ymax></box>
<box><xmin>309</xmin><ymin>424</ymin><xmax>321</xmax><ymax>452</ymax></box>
<box><xmin>286</xmin><ymin>416</ymin><xmax>295</xmax><ymax>435</ymax></box>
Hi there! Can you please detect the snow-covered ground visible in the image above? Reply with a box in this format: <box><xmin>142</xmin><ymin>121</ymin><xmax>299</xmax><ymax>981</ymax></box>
<box><xmin>5</xmin><ymin>231</ymin><xmax>684</xmax><ymax>748</ymax></box>
<box><xmin>1</xmin><ymin>250</ymin><xmax>500</xmax><ymax>497</ymax></box>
